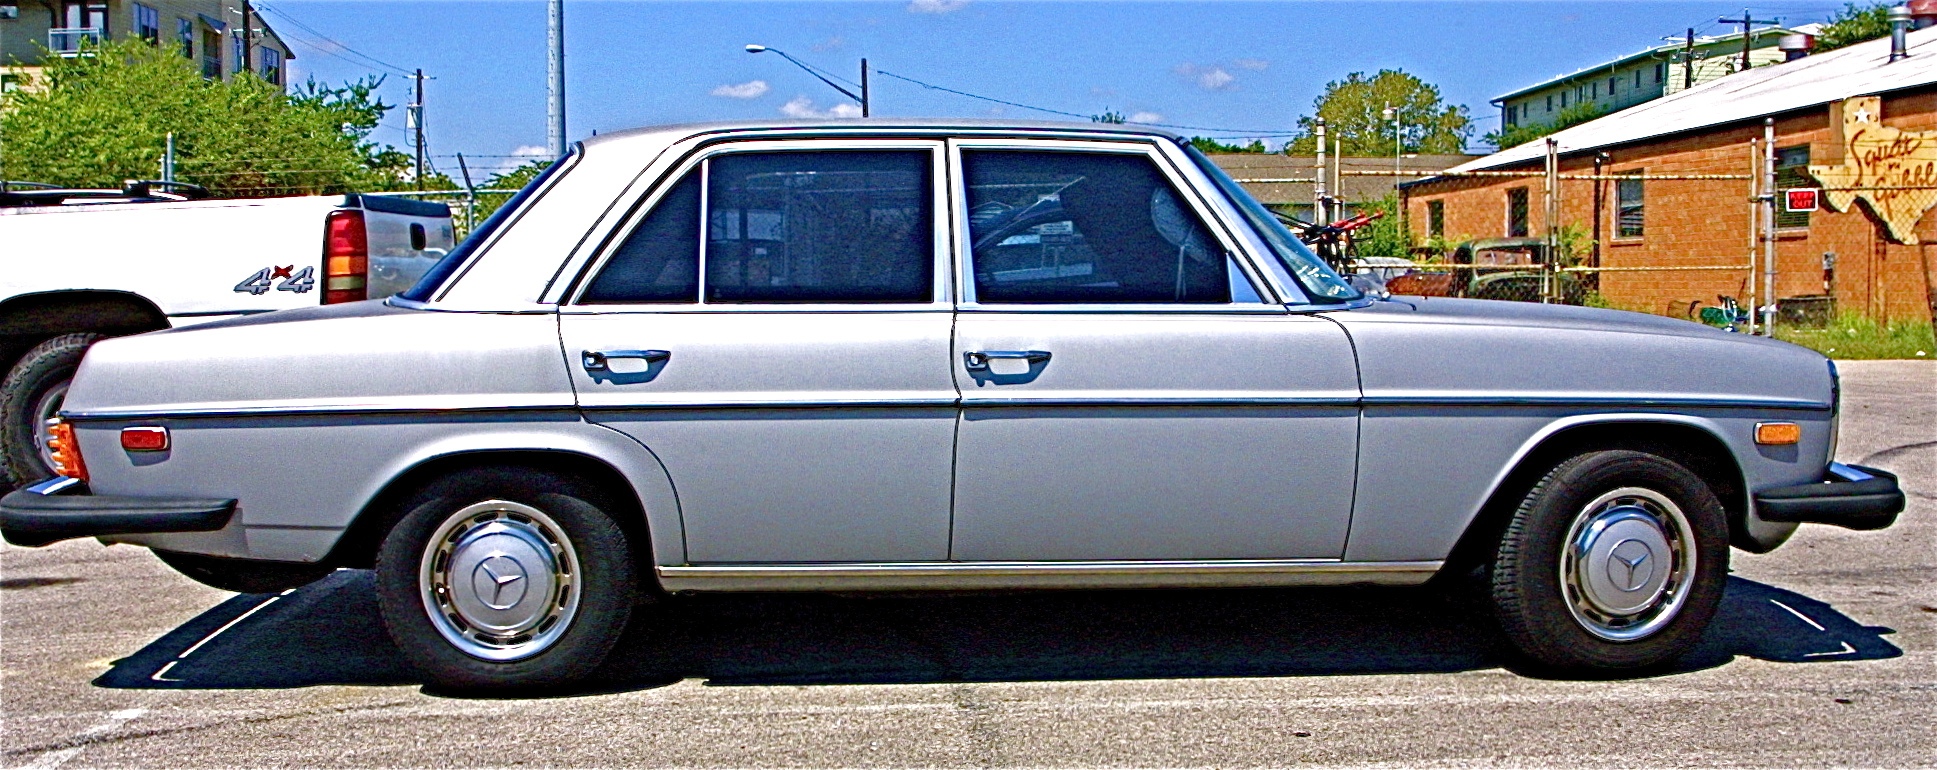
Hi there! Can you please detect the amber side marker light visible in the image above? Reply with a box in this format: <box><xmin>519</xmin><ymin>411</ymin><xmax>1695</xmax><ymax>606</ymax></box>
<box><xmin>45</xmin><ymin>419</ymin><xmax>89</xmax><ymax>482</ymax></box>
<box><xmin>1755</xmin><ymin>422</ymin><xmax>1802</xmax><ymax>446</ymax></box>
<box><xmin>121</xmin><ymin>426</ymin><xmax>170</xmax><ymax>452</ymax></box>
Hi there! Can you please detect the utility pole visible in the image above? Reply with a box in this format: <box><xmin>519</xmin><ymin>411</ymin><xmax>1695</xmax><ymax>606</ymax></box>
<box><xmin>411</xmin><ymin>69</ymin><xmax>426</xmax><ymax>190</ymax></box>
<box><xmin>1762</xmin><ymin>117</ymin><xmax>1779</xmax><ymax>336</ymax></box>
<box><xmin>1313</xmin><ymin>118</ymin><xmax>1327</xmax><ymax>224</ymax></box>
<box><xmin>1719</xmin><ymin>10</ymin><xmax>1778</xmax><ymax>73</ymax></box>
<box><xmin>1543</xmin><ymin>137</ymin><xmax>1560</xmax><ymax>304</ymax></box>
<box><xmin>860</xmin><ymin>58</ymin><xmax>870</xmax><ymax>117</ymax></box>
<box><xmin>456</xmin><ymin>153</ymin><xmax>477</xmax><ymax>233</ymax></box>
<box><xmin>1684</xmin><ymin>28</ymin><xmax>1696</xmax><ymax>88</ymax></box>
<box><xmin>547</xmin><ymin>0</ymin><xmax>566</xmax><ymax>158</ymax></box>
<box><xmin>239</xmin><ymin>1</ymin><xmax>253</xmax><ymax>77</ymax></box>
<box><xmin>162</xmin><ymin>133</ymin><xmax>175</xmax><ymax>183</ymax></box>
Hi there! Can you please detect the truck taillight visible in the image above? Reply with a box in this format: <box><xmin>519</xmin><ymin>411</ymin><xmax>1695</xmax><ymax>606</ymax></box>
<box><xmin>324</xmin><ymin>209</ymin><xmax>368</xmax><ymax>305</ymax></box>
<box><xmin>45</xmin><ymin>419</ymin><xmax>88</xmax><ymax>483</ymax></box>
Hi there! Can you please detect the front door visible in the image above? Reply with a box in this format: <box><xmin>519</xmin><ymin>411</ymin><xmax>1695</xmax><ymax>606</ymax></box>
<box><xmin>559</xmin><ymin>141</ymin><xmax>958</xmax><ymax>564</ymax></box>
<box><xmin>948</xmin><ymin>142</ymin><xmax>1360</xmax><ymax>562</ymax></box>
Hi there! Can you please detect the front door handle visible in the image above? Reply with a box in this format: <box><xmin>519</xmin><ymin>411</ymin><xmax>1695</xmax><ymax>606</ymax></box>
<box><xmin>582</xmin><ymin>349</ymin><xmax>670</xmax><ymax>372</ymax></box>
<box><xmin>963</xmin><ymin>350</ymin><xmax>1051</xmax><ymax>371</ymax></box>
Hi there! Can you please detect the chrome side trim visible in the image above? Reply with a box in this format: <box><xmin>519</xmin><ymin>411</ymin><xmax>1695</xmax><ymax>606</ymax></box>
<box><xmin>1828</xmin><ymin>462</ymin><xmax>1874</xmax><ymax>482</ymax></box>
<box><xmin>656</xmin><ymin>559</ymin><xmax>1443</xmax><ymax>591</ymax></box>
<box><xmin>62</xmin><ymin>402</ymin><xmax>579</xmax><ymax>423</ymax></box>
<box><xmin>1360</xmin><ymin>394</ymin><xmax>1833</xmax><ymax>411</ymax></box>
<box><xmin>960</xmin><ymin>396</ymin><xmax>1360</xmax><ymax>408</ymax></box>
<box><xmin>578</xmin><ymin>398</ymin><xmax>962</xmax><ymax>411</ymax></box>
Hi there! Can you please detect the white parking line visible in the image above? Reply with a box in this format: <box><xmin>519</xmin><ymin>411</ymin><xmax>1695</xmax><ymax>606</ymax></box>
<box><xmin>1771</xmin><ymin>599</ymin><xmax>1827</xmax><ymax>632</ymax></box>
<box><xmin>150</xmin><ymin>589</ymin><xmax>294</xmax><ymax>683</ymax></box>
<box><xmin>1804</xmin><ymin>641</ymin><xmax>1858</xmax><ymax>658</ymax></box>
<box><xmin>16</xmin><ymin>708</ymin><xmax>147</xmax><ymax>770</ymax></box>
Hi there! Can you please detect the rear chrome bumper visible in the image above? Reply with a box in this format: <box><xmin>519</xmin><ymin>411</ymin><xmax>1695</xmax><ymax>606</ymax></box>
<box><xmin>1754</xmin><ymin>463</ymin><xmax>1905</xmax><ymax>532</ymax></box>
<box><xmin>0</xmin><ymin>477</ymin><xmax>236</xmax><ymax>547</ymax></box>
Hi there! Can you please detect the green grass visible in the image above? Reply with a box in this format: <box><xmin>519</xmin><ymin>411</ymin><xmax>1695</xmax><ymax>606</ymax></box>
<box><xmin>1773</xmin><ymin>313</ymin><xmax>1936</xmax><ymax>360</ymax></box>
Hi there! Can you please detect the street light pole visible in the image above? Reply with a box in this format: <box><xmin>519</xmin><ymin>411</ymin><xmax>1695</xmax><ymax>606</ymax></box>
<box><xmin>547</xmin><ymin>0</ymin><xmax>566</xmax><ymax>158</ymax></box>
<box><xmin>746</xmin><ymin>45</ymin><xmax>868</xmax><ymax>116</ymax></box>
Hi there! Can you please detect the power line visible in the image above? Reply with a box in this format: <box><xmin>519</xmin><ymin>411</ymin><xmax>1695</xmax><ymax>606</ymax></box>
<box><xmin>253</xmin><ymin>2</ymin><xmax>415</xmax><ymax>77</ymax></box>
<box><xmin>872</xmin><ymin>68</ymin><xmax>1304</xmax><ymax>137</ymax></box>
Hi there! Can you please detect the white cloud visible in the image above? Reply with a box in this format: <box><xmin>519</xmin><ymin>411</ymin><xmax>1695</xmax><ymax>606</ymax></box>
<box><xmin>812</xmin><ymin>36</ymin><xmax>846</xmax><ymax>52</ymax></box>
<box><xmin>711</xmin><ymin>80</ymin><xmax>771</xmax><ymax>99</ymax></box>
<box><xmin>780</xmin><ymin>96</ymin><xmax>863</xmax><ymax>119</ymax></box>
<box><xmin>1176</xmin><ymin>63</ymin><xmax>1241</xmax><ymax>91</ymax></box>
<box><xmin>908</xmin><ymin>0</ymin><xmax>969</xmax><ymax>13</ymax></box>
<box><xmin>1128</xmin><ymin>111</ymin><xmax>1164</xmax><ymax>123</ymax></box>
<box><xmin>1233</xmin><ymin>58</ymin><xmax>1270</xmax><ymax>71</ymax></box>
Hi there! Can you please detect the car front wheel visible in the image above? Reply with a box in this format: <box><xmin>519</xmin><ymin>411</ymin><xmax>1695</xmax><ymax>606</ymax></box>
<box><xmin>1491</xmin><ymin>449</ymin><xmax>1729</xmax><ymax>674</ymax></box>
<box><xmin>375</xmin><ymin>467</ymin><xmax>638</xmax><ymax>693</ymax></box>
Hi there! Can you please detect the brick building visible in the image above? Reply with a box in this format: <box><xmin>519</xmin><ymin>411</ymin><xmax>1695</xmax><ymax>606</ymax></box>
<box><xmin>1208</xmin><ymin>153</ymin><xmax>1479</xmax><ymax>223</ymax></box>
<box><xmin>1406</xmin><ymin>26</ymin><xmax>1937</xmax><ymax>327</ymax></box>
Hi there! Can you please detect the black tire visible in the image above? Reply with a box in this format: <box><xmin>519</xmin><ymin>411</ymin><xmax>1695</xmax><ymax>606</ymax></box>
<box><xmin>1</xmin><ymin>333</ymin><xmax>103</xmax><ymax>487</ymax></box>
<box><xmin>375</xmin><ymin>467</ymin><xmax>638</xmax><ymax>693</ymax></box>
<box><xmin>1491</xmin><ymin>449</ymin><xmax>1729</xmax><ymax>675</ymax></box>
<box><xmin>153</xmin><ymin>549</ymin><xmax>335</xmax><ymax>593</ymax></box>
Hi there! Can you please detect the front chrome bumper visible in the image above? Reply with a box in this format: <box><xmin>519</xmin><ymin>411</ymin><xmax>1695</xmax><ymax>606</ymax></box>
<box><xmin>1754</xmin><ymin>463</ymin><xmax>1905</xmax><ymax>532</ymax></box>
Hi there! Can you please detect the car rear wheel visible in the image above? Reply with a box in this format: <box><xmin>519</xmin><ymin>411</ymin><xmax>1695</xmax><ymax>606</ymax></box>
<box><xmin>1</xmin><ymin>333</ymin><xmax>103</xmax><ymax>487</ymax></box>
<box><xmin>1491</xmin><ymin>449</ymin><xmax>1729</xmax><ymax>674</ymax></box>
<box><xmin>375</xmin><ymin>467</ymin><xmax>637</xmax><ymax>693</ymax></box>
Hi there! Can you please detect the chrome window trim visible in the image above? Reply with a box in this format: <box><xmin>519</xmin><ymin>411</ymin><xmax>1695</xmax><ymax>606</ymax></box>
<box><xmin>656</xmin><ymin>558</ymin><xmax>1444</xmax><ymax>591</ymax></box>
<box><xmin>560</xmin><ymin>138</ymin><xmax>953</xmax><ymax>312</ymax></box>
<box><xmin>430</xmin><ymin>147</ymin><xmax>584</xmax><ymax>304</ymax></box>
<box><xmin>945</xmin><ymin>137</ymin><xmax>1286</xmax><ymax>311</ymax></box>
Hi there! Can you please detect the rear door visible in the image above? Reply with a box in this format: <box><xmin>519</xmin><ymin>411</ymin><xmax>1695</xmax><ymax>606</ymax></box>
<box><xmin>557</xmin><ymin>139</ymin><xmax>958</xmax><ymax>564</ymax></box>
<box><xmin>947</xmin><ymin>140</ymin><xmax>1360</xmax><ymax>562</ymax></box>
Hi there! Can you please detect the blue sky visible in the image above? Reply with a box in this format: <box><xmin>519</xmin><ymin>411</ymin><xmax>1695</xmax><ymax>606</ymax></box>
<box><xmin>263</xmin><ymin>0</ymin><xmax>1856</xmax><ymax>178</ymax></box>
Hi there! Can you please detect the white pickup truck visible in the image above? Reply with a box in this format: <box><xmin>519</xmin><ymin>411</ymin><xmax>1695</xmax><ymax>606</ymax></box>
<box><xmin>0</xmin><ymin>183</ymin><xmax>454</xmax><ymax>486</ymax></box>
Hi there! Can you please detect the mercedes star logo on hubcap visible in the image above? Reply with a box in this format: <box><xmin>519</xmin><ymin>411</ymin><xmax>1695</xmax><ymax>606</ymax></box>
<box><xmin>472</xmin><ymin>554</ymin><xmax>529</xmax><ymax>610</ymax></box>
<box><xmin>1606</xmin><ymin>539</ymin><xmax>1655</xmax><ymax>592</ymax></box>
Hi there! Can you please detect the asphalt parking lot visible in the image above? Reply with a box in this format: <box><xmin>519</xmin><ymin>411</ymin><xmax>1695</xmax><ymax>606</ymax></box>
<box><xmin>2</xmin><ymin>360</ymin><xmax>1932</xmax><ymax>768</ymax></box>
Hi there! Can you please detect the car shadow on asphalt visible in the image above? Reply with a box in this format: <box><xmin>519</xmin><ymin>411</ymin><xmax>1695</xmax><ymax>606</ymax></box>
<box><xmin>93</xmin><ymin>570</ymin><xmax>1899</xmax><ymax>696</ymax></box>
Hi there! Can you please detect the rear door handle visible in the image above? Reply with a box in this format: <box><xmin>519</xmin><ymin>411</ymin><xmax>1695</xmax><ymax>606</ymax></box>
<box><xmin>963</xmin><ymin>350</ymin><xmax>1051</xmax><ymax>371</ymax></box>
<box><xmin>582</xmin><ymin>349</ymin><xmax>670</xmax><ymax>372</ymax></box>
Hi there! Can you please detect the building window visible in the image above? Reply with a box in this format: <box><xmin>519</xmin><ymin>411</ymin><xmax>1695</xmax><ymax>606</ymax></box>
<box><xmin>201</xmin><ymin>27</ymin><xmax>221</xmax><ymax>78</ymax></box>
<box><xmin>177</xmin><ymin>18</ymin><xmax>192</xmax><ymax>58</ymax></box>
<box><xmin>1546</xmin><ymin>94</ymin><xmax>1554</xmax><ymax>112</ymax></box>
<box><xmin>1561</xmin><ymin>92</ymin><xmax>1569</xmax><ymax>108</ymax></box>
<box><xmin>1776</xmin><ymin>146</ymin><xmax>1812</xmax><ymax>229</ymax></box>
<box><xmin>132</xmin><ymin>3</ymin><xmax>158</xmax><ymax>43</ymax></box>
<box><xmin>260</xmin><ymin>48</ymin><xmax>283</xmax><ymax>85</ymax></box>
<box><xmin>1655</xmin><ymin>63</ymin><xmax>1664</xmax><ymax>83</ymax></box>
<box><xmin>1634</xmin><ymin>70</ymin><xmax>1641</xmax><ymax>89</ymax></box>
<box><xmin>1608</xmin><ymin>76</ymin><xmax>1617</xmax><ymax>94</ymax></box>
<box><xmin>1616</xmin><ymin>172</ymin><xmax>1645</xmax><ymax>238</ymax></box>
<box><xmin>1</xmin><ymin>73</ymin><xmax>19</xmax><ymax>93</ymax></box>
<box><xmin>233</xmin><ymin>33</ymin><xmax>245</xmax><ymax>75</ymax></box>
<box><xmin>1507</xmin><ymin>187</ymin><xmax>1530</xmax><ymax>237</ymax></box>
<box><xmin>0</xmin><ymin>2</ymin><xmax>17</xmax><ymax>20</ymax></box>
<box><xmin>1506</xmin><ymin>105</ymin><xmax>1517</xmax><ymax>126</ymax></box>
<box><xmin>1428</xmin><ymin>200</ymin><xmax>1445</xmax><ymax>238</ymax></box>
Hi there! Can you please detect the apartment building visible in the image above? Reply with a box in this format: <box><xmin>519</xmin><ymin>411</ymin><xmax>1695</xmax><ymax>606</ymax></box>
<box><xmin>1</xmin><ymin>0</ymin><xmax>292</xmax><ymax>91</ymax></box>
<box><xmin>1495</xmin><ymin>25</ymin><xmax>1817</xmax><ymax>132</ymax></box>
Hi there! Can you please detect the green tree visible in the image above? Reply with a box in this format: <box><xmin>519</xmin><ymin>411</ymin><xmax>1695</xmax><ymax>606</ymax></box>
<box><xmin>1350</xmin><ymin>193</ymin><xmax>1411</xmax><ymax>257</ymax></box>
<box><xmin>1816</xmin><ymin>2</ymin><xmax>1893</xmax><ymax>52</ymax></box>
<box><xmin>1</xmin><ymin>39</ymin><xmax>411</xmax><ymax>197</ymax></box>
<box><xmin>1188</xmin><ymin>137</ymin><xmax>1267</xmax><ymax>154</ymax></box>
<box><xmin>1484</xmin><ymin>102</ymin><xmax>1605</xmax><ymax>150</ymax></box>
<box><xmin>1284</xmin><ymin>69</ymin><xmax>1472</xmax><ymax>156</ymax></box>
<box><xmin>1090</xmin><ymin>109</ymin><xmax>1127</xmax><ymax>124</ymax></box>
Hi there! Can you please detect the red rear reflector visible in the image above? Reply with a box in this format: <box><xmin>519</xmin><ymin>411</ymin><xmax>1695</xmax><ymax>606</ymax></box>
<box><xmin>323</xmin><ymin>209</ymin><xmax>369</xmax><ymax>305</ymax></box>
<box><xmin>45</xmin><ymin>419</ymin><xmax>89</xmax><ymax>482</ymax></box>
<box><xmin>121</xmin><ymin>426</ymin><xmax>170</xmax><ymax>452</ymax></box>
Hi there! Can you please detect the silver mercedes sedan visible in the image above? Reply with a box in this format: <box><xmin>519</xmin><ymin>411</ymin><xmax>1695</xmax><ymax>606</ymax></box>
<box><xmin>1</xmin><ymin>121</ymin><xmax>1904</xmax><ymax>693</ymax></box>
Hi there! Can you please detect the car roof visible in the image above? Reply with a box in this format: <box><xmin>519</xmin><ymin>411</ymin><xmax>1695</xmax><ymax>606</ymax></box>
<box><xmin>580</xmin><ymin>118</ymin><xmax>1186</xmax><ymax>152</ymax></box>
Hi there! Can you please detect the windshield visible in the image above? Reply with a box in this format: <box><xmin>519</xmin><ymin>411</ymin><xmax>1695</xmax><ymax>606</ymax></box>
<box><xmin>397</xmin><ymin>153</ymin><xmax>574</xmax><ymax>303</ymax></box>
<box><xmin>1182</xmin><ymin>144</ymin><xmax>1361</xmax><ymax>303</ymax></box>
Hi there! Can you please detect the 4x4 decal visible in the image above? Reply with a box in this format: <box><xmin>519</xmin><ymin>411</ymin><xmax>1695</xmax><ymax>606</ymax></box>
<box><xmin>234</xmin><ymin>265</ymin><xmax>315</xmax><ymax>295</ymax></box>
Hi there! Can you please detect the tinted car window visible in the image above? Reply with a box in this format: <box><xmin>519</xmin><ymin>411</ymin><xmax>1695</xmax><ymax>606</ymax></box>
<box><xmin>581</xmin><ymin>170</ymin><xmax>701</xmax><ymax>303</ymax></box>
<box><xmin>705</xmin><ymin>151</ymin><xmax>933</xmax><ymax>303</ymax></box>
<box><xmin>963</xmin><ymin>150</ymin><xmax>1229</xmax><ymax>304</ymax></box>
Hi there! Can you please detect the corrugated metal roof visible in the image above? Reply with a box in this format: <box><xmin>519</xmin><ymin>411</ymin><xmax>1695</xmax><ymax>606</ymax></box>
<box><xmin>1449</xmin><ymin>26</ymin><xmax>1937</xmax><ymax>174</ymax></box>
<box><xmin>1489</xmin><ymin>25</ymin><xmax>1815</xmax><ymax>103</ymax></box>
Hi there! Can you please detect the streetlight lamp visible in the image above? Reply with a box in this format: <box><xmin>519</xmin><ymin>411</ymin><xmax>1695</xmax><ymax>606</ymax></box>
<box><xmin>745</xmin><ymin>45</ymin><xmax>869</xmax><ymax>117</ymax></box>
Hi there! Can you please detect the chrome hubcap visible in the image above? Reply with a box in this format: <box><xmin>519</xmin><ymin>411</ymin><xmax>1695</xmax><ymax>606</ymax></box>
<box><xmin>1560</xmin><ymin>487</ymin><xmax>1695</xmax><ymax>641</ymax></box>
<box><xmin>420</xmin><ymin>500</ymin><xmax>580</xmax><ymax>661</ymax></box>
<box><xmin>31</xmin><ymin>381</ymin><xmax>69</xmax><ymax>474</ymax></box>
